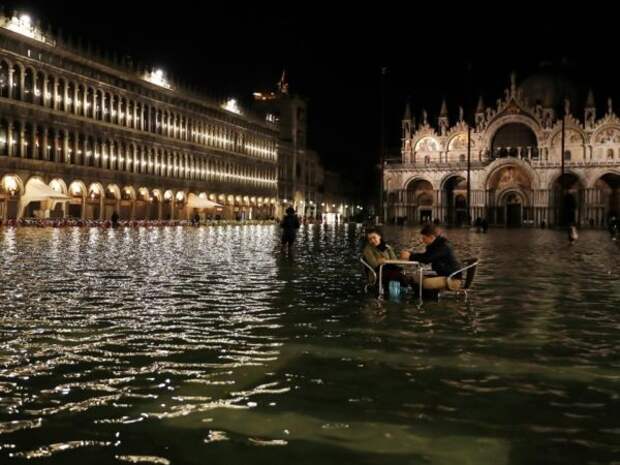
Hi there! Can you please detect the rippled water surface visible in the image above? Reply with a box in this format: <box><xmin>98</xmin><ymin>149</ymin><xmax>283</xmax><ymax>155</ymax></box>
<box><xmin>1</xmin><ymin>225</ymin><xmax>619</xmax><ymax>465</ymax></box>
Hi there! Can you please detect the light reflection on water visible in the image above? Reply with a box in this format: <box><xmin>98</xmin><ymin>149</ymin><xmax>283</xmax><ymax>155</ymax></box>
<box><xmin>1</xmin><ymin>225</ymin><xmax>620</xmax><ymax>465</ymax></box>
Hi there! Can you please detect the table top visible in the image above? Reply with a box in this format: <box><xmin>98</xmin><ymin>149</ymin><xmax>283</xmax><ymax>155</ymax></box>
<box><xmin>382</xmin><ymin>259</ymin><xmax>421</xmax><ymax>266</ymax></box>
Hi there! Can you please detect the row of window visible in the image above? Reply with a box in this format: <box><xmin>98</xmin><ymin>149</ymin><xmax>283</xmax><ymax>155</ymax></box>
<box><xmin>0</xmin><ymin>57</ymin><xmax>277</xmax><ymax>160</ymax></box>
<box><xmin>0</xmin><ymin>120</ymin><xmax>277</xmax><ymax>187</ymax></box>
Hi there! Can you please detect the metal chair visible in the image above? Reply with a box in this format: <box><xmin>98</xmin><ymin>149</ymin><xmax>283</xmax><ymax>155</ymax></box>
<box><xmin>360</xmin><ymin>257</ymin><xmax>377</xmax><ymax>294</ymax></box>
<box><xmin>446</xmin><ymin>257</ymin><xmax>479</xmax><ymax>301</ymax></box>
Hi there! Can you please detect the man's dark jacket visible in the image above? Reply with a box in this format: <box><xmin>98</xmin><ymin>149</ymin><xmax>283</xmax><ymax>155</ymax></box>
<box><xmin>411</xmin><ymin>236</ymin><xmax>461</xmax><ymax>277</ymax></box>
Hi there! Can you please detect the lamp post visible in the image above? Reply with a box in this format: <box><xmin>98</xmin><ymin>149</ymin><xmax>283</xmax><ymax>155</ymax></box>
<box><xmin>465</xmin><ymin>62</ymin><xmax>473</xmax><ymax>226</ymax></box>
<box><xmin>560</xmin><ymin>109</ymin><xmax>566</xmax><ymax>226</ymax></box>
<box><xmin>378</xmin><ymin>66</ymin><xmax>387</xmax><ymax>224</ymax></box>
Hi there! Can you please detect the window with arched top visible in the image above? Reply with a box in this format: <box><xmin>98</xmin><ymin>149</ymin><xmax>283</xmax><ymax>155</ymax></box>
<box><xmin>492</xmin><ymin>123</ymin><xmax>537</xmax><ymax>158</ymax></box>
<box><xmin>564</xmin><ymin>150</ymin><xmax>571</xmax><ymax>161</ymax></box>
<box><xmin>0</xmin><ymin>61</ymin><xmax>9</xmax><ymax>99</ymax></box>
<box><xmin>607</xmin><ymin>148</ymin><xmax>614</xmax><ymax>159</ymax></box>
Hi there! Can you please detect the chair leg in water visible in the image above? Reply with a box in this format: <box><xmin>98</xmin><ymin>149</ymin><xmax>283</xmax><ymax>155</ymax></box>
<box><xmin>421</xmin><ymin>288</ymin><xmax>441</xmax><ymax>302</ymax></box>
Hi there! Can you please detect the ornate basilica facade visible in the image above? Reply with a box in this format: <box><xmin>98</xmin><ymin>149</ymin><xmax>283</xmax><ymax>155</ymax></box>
<box><xmin>384</xmin><ymin>74</ymin><xmax>620</xmax><ymax>227</ymax></box>
<box><xmin>0</xmin><ymin>12</ymin><xmax>278</xmax><ymax>221</ymax></box>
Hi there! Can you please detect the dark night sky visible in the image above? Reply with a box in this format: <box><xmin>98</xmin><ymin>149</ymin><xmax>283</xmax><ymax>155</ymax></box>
<box><xmin>4</xmin><ymin>2</ymin><xmax>619</xmax><ymax>200</ymax></box>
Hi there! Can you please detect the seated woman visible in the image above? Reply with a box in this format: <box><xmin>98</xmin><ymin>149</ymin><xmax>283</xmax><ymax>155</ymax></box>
<box><xmin>400</xmin><ymin>223</ymin><xmax>462</xmax><ymax>291</ymax></box>
<box><xmin>362</xmin><ymin>227</ymin><xmax>409</xmax><ymax>289</ymax></box>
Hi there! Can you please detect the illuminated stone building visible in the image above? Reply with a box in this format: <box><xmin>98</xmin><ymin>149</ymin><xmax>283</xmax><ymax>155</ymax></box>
<box><xmin>385</xmin><ymin>73</ymin><xmax>620</xmax><ymax>227</ymax></box>
<box><xmin>0</xmin><ymin>11</ymin><xmax>278</xmax><ymax>221</ymax></box>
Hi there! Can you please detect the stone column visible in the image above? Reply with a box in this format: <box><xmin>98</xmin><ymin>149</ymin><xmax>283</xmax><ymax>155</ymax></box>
<box><xmin>82</xmin><ymin>87</ymin><xmax>88</xmax><ymax>117</ymax></box>
<box><xmin>31</xmin><ymin>123</ymin><xmax>37</xmax><ymax>159</ymax></box>
<box><xmin>7</xmin><ymin>120</ymin><xmax>13</xmax><ymax>157</ymax></box>
<box><xmin>81</xmin><ymin>195</ymin><xmax>86</xmax><ymax>220</ymax></box>
<box><xmin>42</xmin><ymin>127</ymin><xmax>49</xmax><ymax>161</ymax></box>
<box><xmin>61</xmin><ymin>81</ymin><xmax>68</xmax><ymax>112</ymax></box>
<box><xmin>73</xmin><ymin>85</ymin><xmax>79</xmax><ymax>115</ymax></box>
<box><xmin>52</xmin><ymin>78</ymin><xmax>58</xmax><ymax>111</ymax></box>
<box><xmin>433</xmin><ymin>189</ymin><xmax>441</xmax><ymax>222</ymax></box>
<box><xmin>586</xmin><ymin>190</ymin><xmax>592</xmax><ymax>223</ymax></box>
<box><xmin>7</xmin><ymin>67</ymin><xmax>14</xmax><ymax>100</ymax></box>
<box><xmin>18</xmin><ymin>121</ymin><xmax>25</xmax><ymax>158</ymax></box>
<box><xmin>74</xmin><ymin>131</ymin><xmax>80</xmax><ymax>165</ymax></box>
<box><xmin>99</xmin><ymin>194</ymin><xmax>105</xmax><ymax>221</ymax></box>
<box><xmin>52</xmin><ymin>129</ymin><xmax>59</xmax><ymax>162</ymax></box>
<box><xmin>42</xmin><ymin>75</ymin><xmax>49</xmax><ymax>108</ymax></box>
<box><xmin>62</xmin><ymin>131</ymin><xmax>70</xmax><ymax>164</ymax></box>
<box><xmin>169</xmin><ymin>197</ymin><xmax>176</xmax><ymax>221</ymax></box>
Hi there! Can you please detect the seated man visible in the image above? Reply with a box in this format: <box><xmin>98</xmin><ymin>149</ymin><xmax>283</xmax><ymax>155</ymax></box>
<box><xmin>400</xmin><ymin>224</ymin><xmax>462</xmax><ymax>291</ymax></box>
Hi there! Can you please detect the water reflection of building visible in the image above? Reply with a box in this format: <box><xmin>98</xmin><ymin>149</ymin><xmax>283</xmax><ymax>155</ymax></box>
<box><xmin>0</xmin><ymin>11</ymin><xmax>278</xmax><ymax>221</ymax></box>
<box><xmin>385</xmin><ymin>73</ymin><xmax>620</xmax><ymax>227</ymax></box>
<box><xmin>253</xmin><ymin>73</ymin><xmax>356</xmax><ymax>219</ymax></box>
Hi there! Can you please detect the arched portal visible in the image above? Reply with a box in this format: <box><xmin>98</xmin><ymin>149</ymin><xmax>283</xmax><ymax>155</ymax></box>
<box><xmin>68</xmin><ymin>181</ymin><xmax>86</xmax><ymax>219</ymax></box>
<box><xmin>486</xmin><ymin>164</ymin><xmax>533</xmax><ymax>226</ymax></box>
<box><xmin>120</xmin><ymin>186</ymin><xmax>135</xmax><ymax>220</ymax></box>
<box><xmin>163</xmin><ymin>190</ymin><xmax>174</xmax><ymax>220</ymax></box>
<box><xmin>86</xmin><ymin>183</ymin><xmax>103</xmax><ymax>220</ymax></box>
<box><xmin>442</xmin><ymin>175</ymin><xmax>467</xmax><ymax>226</ymax></box>
<box><xmin>150</xmin><ymin>190</ymin><xmax>162</xmax><ymax>220</ymax></box>
<box><xmin>500</xmin><ymin>190</ymin><xmax>526</xmax><ymax>227</ymax></box>
<box><xmin>405</xmin><ymin>179</ymin><xmax>434</xmax><ymax>224</ymax></box>
<box><xmin>595</xmin><ymin>173</ymin><xmax>620</xmax><ymax>225</ymax></box>
<box><xmin>0</xmin><ymin>174</ymin><xmax>24</xmax><ymax>220</ymax></box>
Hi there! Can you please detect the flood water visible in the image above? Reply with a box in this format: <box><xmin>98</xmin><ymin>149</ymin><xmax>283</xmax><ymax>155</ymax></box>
<box><xmin>1</xmin><ymin>224</ymin><xmax>619</xmax><ymax>465</ymax></box>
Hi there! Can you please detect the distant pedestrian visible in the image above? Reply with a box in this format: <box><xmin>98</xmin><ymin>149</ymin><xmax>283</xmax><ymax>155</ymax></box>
<box><xmin>281</xmin><ymin>207</ymin><xmax>300</xmax><ymax>250</ymax></box>
<box><xmin>609</xmin><ymin>216</ymin><xmax>618</xmax><ymax>240</ymax></box>
<box><xmin>111</xmin><ymin>211</ymin><xmax>120</xmax><ymax>228</ymax></box>
<box><xmin>474</xmin><ymin>217</ymin><xmax>482</xmax><ymax>232</ymax></box>
<box><xmin>568</xmin><ymin>224</ymin><xmax>578</xmax><ymax>244</ymax></box>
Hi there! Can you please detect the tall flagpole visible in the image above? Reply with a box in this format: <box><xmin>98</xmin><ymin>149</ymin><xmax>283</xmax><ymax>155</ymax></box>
<box><xmin>560</xmin><ymin>110</ymin><xmax>566</xmax><ymax>225</ymax></box>
<box><xmin>466</xmin><ymin>62</ymin><xmax>473</xmax><ymax>225</ymax></box>
<box><xmin>379</xmin><ymin>66</ymin><xmax>387</xmax><ymax>224</ymax></box>
<box><xmin>467</xmin><ymin>125</ymin><xmax>471</xmax><ymax>224</ymax></box>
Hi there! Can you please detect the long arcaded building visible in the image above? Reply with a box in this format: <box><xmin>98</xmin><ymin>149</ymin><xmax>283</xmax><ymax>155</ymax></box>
<box><xmin>0</xmin><ymin>12</ymin><xmax>278</xmax><ymax>221</ymax></box>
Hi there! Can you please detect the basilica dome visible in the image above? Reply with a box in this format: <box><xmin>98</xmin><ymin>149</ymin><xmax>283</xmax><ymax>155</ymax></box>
<box><xmin>518</xmin><ymin>66</ymin><xmax>581</xmax><ymax>109</ymax></box>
